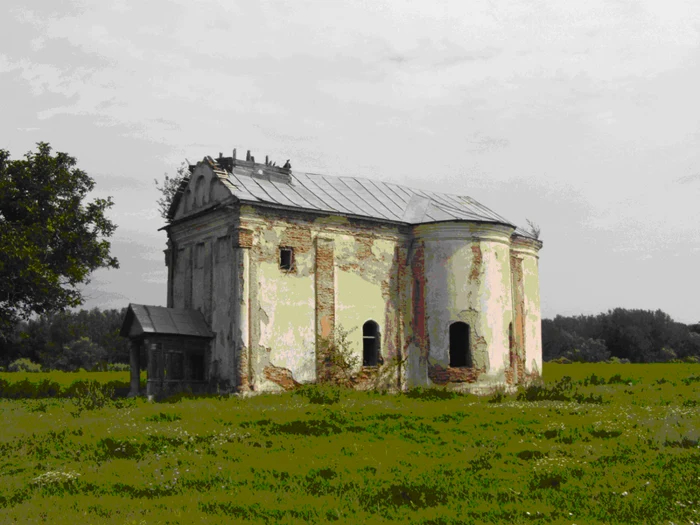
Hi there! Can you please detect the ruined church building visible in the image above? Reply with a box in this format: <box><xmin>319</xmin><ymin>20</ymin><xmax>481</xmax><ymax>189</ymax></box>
<box><xmin>121</xmin><ymin>149</ymin><xmax>543</xmax><ymax>397</ymax></box>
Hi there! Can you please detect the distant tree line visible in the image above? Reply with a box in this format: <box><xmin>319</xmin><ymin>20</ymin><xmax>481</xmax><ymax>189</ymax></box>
<box><xmin>543</xmin><ymin>308</ymin><xmax>700</xmax><ymax>363</ymax></box>
<box><xmin>0</xmin><ymin>307</ymin><xmax>129</xmax><ymax>371</ymax></box>
<box><xmin>1</xmin><ymin>306</ymin><xmax>698</xmax><ymax>371</ymax></box>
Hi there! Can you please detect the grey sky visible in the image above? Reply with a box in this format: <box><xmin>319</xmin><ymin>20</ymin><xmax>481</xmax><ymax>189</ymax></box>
<box><xmin>1</xmin><ymin>0</ymin><xmax>698</xmax><ymax>323</ymax></box>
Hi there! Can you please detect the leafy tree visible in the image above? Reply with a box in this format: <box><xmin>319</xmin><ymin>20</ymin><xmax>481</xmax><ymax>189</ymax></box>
<box><xmin>48</xmin><ymin>337</ymin><xmax>108</xmax><ymax>372</ymax></box>
<box><xmin>7</xmin><ymin>357</ymin><xmax>42</xmax><ymax>372</ymax></box>
<box><xmin>561</xmin><ymin>334</ymin><xmax>610</xmax><ymax>363</ymax></box>
<box><xmin>543</xmin><ymin>308</ymin><xmax>700</xmax><ymax>363</ymax></box>
<box><xmin>0</xmin><ymin>143</ymin><xmax>119</xmax><ymax>338</ymax></box>
<box><xmin>154</xmin><ymin>161</ymin><xmax>189</xmax><ymax>221</ymax></box>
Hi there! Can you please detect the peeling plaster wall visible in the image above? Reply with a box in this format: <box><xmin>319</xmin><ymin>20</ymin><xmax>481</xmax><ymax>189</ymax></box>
<box><xmin>164</xmin><ymin>165</ymin><xmax>543</xmax><ymax>394</ymax></box>
<box><xmin>239</xmin><ymin>206</ymin><xmax>406</xmax><ymax>391</ymax></box>
<box><xmin>512</xmin><ymin>238</ymin><xmax>543</xmax><ymax>378</ymax></box>
<box><xmin>336</xmin><ymin>234</ymin><xmax>401</xmax><ymax>375</ymax></box>
<box><xmin>412</xmin><ymin>223</ymin><xmax>515</xmax><ymax>388</ymax></box>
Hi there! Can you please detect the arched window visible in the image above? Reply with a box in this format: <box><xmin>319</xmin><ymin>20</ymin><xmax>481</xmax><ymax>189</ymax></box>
<box><xmin>363</xmin><ymin>320</ymin><xmax>381</xmax><ymax>366</ymax></box>
<box><xmin>449</xmin><ymin>322</ymin><xmax>472</xmax><ymax>368</ymax></box>
<box><xmin>194</xmin><ymin>175</ymin><xmax>205</xmax><ymax>207</ymax></box>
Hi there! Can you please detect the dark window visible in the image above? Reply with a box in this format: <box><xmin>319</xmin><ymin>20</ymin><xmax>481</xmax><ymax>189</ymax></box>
<box><xmin>166</xmin><ymin>352</ymin><xmax>184</xmax><ymax>380</ymax></box>
<box><xmin>148</xmin><ymin>343</ymin><xmax>162</xmax><ymax>379</ymax></box>
<box><xmin>189</xmin><ymin>353</ymin><xmax>205</xmax><ymax>381</ymax></box>
<box><xmin>280</xmin><ymin>248</ymin><xmax>294</xmax><ymax>270</ymax></box>
<box><xmin>449</xmin><ymin>322</ymin><xmax>472</xmax><ymax>368</ymax></box>
<box><xmin>363</xmin><ymin>320</ymin><xmax>381</xmax><ymax>366</ymax></box>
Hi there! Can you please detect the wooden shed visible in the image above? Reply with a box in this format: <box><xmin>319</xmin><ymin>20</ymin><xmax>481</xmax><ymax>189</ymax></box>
<box><xmin>120</xmin><ymin>304</ymin><xmax>214</xmax><ymax>397</ymax></box>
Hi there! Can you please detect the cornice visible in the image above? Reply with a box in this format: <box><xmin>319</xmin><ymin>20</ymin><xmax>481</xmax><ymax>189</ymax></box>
<box><xmin>510</xmin><ymin>234</ymin><xmax>543</xmax><ymax>257</ymax></box>
<box><xmin>412</xmin><ymin>221</ymin><xmax>516</xmax><ymax>244</ymax></box>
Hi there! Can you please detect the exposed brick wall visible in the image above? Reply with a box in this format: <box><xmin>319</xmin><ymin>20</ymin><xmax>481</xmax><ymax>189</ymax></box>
<box><xmin>355</xmin><ymin>234</ymin><xmax>374</xmax><ymax>260</ymax></box>
<box><xmin>280</xmin><ymin>225</ymin><xmax>313</xmax><ymax>255</ymax></box>
<box><xmin>511</xmin><ymin>255</ymin><xmax>525</xmax><ymax>384</ymax></box>
<box><xmin>236</xmin><ymin>229</ymin><xmax>253</xmax><ymax>249</ymax></box>
<box><xmin>412</xmin><ymin>243</ymin><xmax>430</xmax><ymax>361</ymax></box>
<box><xmin>428</xmin><ymin>363</ymin><xmax>485</xmax><ymax>384</ymax></box>
<box><xmin>234</xmin><ymin>246</ymin><xmax>251</xmax><ymax>392</ymax></box>
<box><xmin>470</xmin><ymin>243</ymin><xmax>483</xmax><ymax>282</ymax></box>
<box><xmin>315</xmin><ymin>236</ymin><xmax>335</xmax><ymax>379</ymax></box>
<box><xmin>264</xmin><ymin>365</ymin><xmax>301</xmax><ymax>391</ymax></box>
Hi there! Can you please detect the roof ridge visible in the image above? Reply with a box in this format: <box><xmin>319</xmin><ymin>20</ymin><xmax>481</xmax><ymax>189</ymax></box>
<box><xmin>179</xmin><ymin>158</ymin><xmax>527</xmax><ymax>231</ymax></box>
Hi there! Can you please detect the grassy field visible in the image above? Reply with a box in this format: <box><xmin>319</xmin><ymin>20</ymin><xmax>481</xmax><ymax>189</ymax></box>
<box><xmin>0</xmin><ymin>370</ymin><xmax>146</xmax><ymax>399</ymax></box>
<box><xmin>0</xmin><ymin>364</ymin><xmax>698</xmax><ymax>524</ymax></box>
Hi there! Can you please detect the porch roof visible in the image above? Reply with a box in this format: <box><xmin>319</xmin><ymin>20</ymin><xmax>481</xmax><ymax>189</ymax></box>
<box><xmin>120</xmin><ymin>304</ymin><xmax>214</xmax><ymax>339</ymax></box>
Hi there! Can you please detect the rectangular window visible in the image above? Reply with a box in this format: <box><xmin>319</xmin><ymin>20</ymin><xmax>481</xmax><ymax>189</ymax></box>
<box><xmin>166</xmin><ymin>352</ymin><xmax>184</xmax><ymax>380</ymax></box>
<box><xmin>279</xmin><ymin>248</ymin><xmax>294</xmax><ymax>271</ymax></box>
<box><xmin>189</xmin><ymin>353</ymin><xmax>205</xmax><ymax>381</ymax></box>
<box><xmin>148</xmin><ymin>343</ymin><xmax>162</xmax><ymax>379</ymax></box>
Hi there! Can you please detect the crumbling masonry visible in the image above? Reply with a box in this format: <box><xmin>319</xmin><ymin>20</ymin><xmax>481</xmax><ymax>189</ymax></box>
<box><xmin>121</xmin><ymin>150</ymin><xmax>543</xmax><ymax>397</ymax></box>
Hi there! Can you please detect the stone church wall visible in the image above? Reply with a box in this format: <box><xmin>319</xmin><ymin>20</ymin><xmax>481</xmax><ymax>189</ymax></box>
<box><xmin>238</xmin><ymin>205</ymin><xmax>408</xmax><ymax>391</ymax></box>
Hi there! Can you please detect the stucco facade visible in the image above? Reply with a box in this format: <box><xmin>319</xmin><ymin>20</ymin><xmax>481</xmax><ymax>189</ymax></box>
<box><xmin>136</xmin><ymin>152</ymin><xmax>543</xmax><ymax>395</ymax></box>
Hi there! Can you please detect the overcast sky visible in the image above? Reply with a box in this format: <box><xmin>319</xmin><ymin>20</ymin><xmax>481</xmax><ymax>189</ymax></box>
<box><xmin>1</xmin><ymin>0</ymin><xmax>699</xmax><ymax>324</ymax></box>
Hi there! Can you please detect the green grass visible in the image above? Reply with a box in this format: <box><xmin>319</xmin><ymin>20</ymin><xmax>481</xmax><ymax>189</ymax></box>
<box><xmin>0</xmin><ymin>364</ymin><xmax>698</xmax><ymax>524</ymax></box>
<box><xmin>0</xmin><ymin>370</ymin><xmax>146</xmax><ymax>399</ymax></box>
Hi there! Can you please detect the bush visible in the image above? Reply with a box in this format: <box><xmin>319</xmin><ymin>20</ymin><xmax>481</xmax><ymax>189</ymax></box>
<box><xmin>607</xmin><ymin>357</ymin><xmax>631</xmax><ymax>364</ymax></box>
<box><xmin>405</xmin><ymin>387</ymin><xmax>460</xmax><ymax>401</ymax></box>
<box><xmin>106</xmin><ymin>363</ymin><xmax>130</xmax><ymax>372</ymax></box>
<box><xmin>517</xmin><ymin>376</ymin><xmax>574</xmax><ymax>402</ymax></box>
<box><xmin>294</xmin><ymin>384</ymin><xmax>342</xmax><ymax>405</ymax></box>
<box><xmin>487</xmin><ymin>385</ymin><xmax>509</xmax><ymax>403</ymax></box>
<box><xmin>549</xmin><ymin>357</ymin><xmax>572</xmax><ymax>364</ymax></box>
<box><xmin>8</xmin><ymin>358</ymin><xmax>42</xmax><ymax>373</ymax></box>
<box><xmin>67</xmin><ymin>380</ymin><xmax>114</xmax><ymax>412</ymax></box>
<box><xmin>318</xmin><ymin>326</ymin><xmax>360</xmax><ymax>386</ymax></box>
<box><xmin>49</xmin><ymin>337</ymin><xmax>109</xmax><ymax>372</ymax></box>
<box><xmin>583</xmin><ymin>373</ymin><xmax>605</xmax><ymax>386</ymax></box>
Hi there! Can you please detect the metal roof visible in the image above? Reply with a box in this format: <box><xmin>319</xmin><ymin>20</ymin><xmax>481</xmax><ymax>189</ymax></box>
<box><xmin>222</xmin><ymin>162</ymin><xmax>533</xmax><ymax>236</ymax></box>
<box><xmin>120</xmin><ymin>304</ymin><xmax>214</xmax><ymax>339</ymax></box>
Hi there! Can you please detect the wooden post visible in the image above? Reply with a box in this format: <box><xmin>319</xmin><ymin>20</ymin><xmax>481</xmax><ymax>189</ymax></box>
<box><xmin>129</xmin><ymin>340</ymin><xmax>140</xmax><ymax>397</ymax></box>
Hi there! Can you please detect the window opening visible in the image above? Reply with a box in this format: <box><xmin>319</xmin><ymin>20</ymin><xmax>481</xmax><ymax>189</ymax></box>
<box><xmin>279</xmin><ymin>248</ymin><xmax>294</xmax><ymax>271</ymax></box>
<box><xmin>363</xmin><ymin>320</ymin><xmax>380</xmax><ymax>366</ymax></box>
<box><xmin>166</xmin><ymin>351</ymin><xmax>184</xmax><ymax>380</ymax></box>
<box><xmin>449</xmin><ymin>322</ymin><xmax>472</xmax><ymax>368</ymax></box>
<box><xmin>189</xmin><ymin>353</ymin><xmax>205</xmax><ymax>381</ymax></box>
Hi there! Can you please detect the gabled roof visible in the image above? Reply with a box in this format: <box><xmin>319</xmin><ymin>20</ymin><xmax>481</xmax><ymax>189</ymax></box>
<box><xmin>168</xmin><ymin>154</ymin><xmax>537</xmax><ymax>238</ymax></box>
<box><xmin>120</xmin><ymin>304</ymin><xmax>214</xmax><ymax>339</ymax></box>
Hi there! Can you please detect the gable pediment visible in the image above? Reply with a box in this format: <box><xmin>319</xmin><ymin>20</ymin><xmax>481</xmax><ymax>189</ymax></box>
<box><xmin>170</xmin><ymin>158</ymin><xmax>234</xmax><ymax>221</ymax></box>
